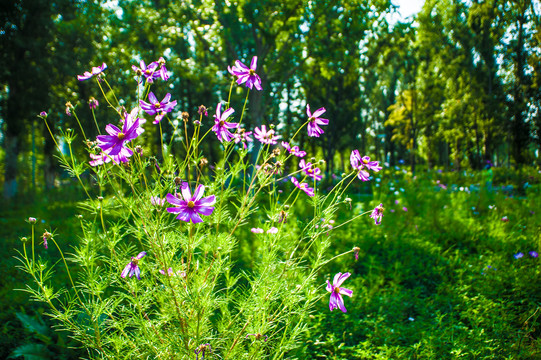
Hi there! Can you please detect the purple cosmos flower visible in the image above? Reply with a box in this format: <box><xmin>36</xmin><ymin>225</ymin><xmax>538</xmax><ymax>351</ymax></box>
<box><xmin>326</xmin><ymin>272</ymin><xmax>353</xmax><ymax>313</ymax></box>
<box><xmin>96</xmin><ymin>110</ymin><xmax>143</xmax><ymax>161</ymax></box>
<box><xmin>77</xmin><ymin>63</ymin><xmax>107</xmax><ymax>81</ymax></box>
<box><xmin>251</xmin><ymin>228</ymin><xmax>264</xmax><ymax>233</ymax></box>
<box><xmin>350</xmin><ymin>150</ymin><xmax>381</xmax><ymax>181</ymax></box>
<box><xmin>514</xmin><ymin>252</ymin><xmax>524</xmax><ymax>259</ymax></box>
<box><xmin>402</xmin><ymin>207</ymin><xmax>408</xmax><ymax>212</ymax></box>
<box><xmin>254</xmin><ymin>125</ymin><xmax>281</xmax><ymax>145</ymax></box>
<box><xmin>529</xmin><ymin>251</ymin><xmax>538</xmax><ymax>258</ymax></box>
<box><xmin>42</xmin><ymin>231</ymin><xmax>52</xmax><ymax>250</ymax></box>
<box><xmin>299</xmin><ymin>159</ymin><xmax>323</xmax><ymax>182</ymax></box>
<box><xmin>228</xmin><ymin>56</ymin><xmax>263</xmax><ymax>91</ymax></box>
<box><xmin>306</xmin><ymin>104</ymin><xmax>329</xmax><ymax>137</ymax></box>
<box><xmin>233</xmin><ymin>128</ymin><xmax>253</xmax><ymax>149</ymax></box>
<box><xmin>121</xmin><ymin>251</ymin><xmax>147</xmax><ymax>280</ymax></box>
<box><xmin>267</xmin><ymin>227</ymin><xmax>278</xmax><ymax>234</ymax></box>
<box><xmin>159</xmin><ymin>268</ymin><xmax>185</xmax><ymax>277</ymax></box>
<box><xmin>132</xmin><ymin>60</ymin><xmax>160</xmax><ymax>83</ymax></box>
<box><xmin>353</xmin><ymin>246</ymin><xmax>360</xmax><ymax>261</ymax></box>
<box><xmin>89</xmin><ymin>97</ymin><xmax>99</xmax><ymax>110</ymax></box>
<box><xmin>198</xmin><ymin>105</ymin><xmax>208</xmax><ymax>117</ymax></box>
<box><xmin>282</xmin><ymin>142</ymin><xmax>306</xmax><ymax>157</ymax></box>
<box><xmin>150</xmin><ymin>196</ymin><xmax>166</xmax><ymax>207</ymax></box>
<box><xmin>166</xmin><ymin>183</ymin><xmax>216</xmax><ymax>223</ymax></box>
<box><xmin>157</xmin><ymin>57</ymin><xmax>169</xmax><ymax>81</ymax></box>
<box><xmin>370</xmin><ymin>204</ymin><xmax>384</xmax><ymax>225</ymax></box>
<box><xmin>140</xmin><ymin>92</ymin><xmax>177</xmax><ymax>124</ymax></box>
<box><xmin>291</xmin><ymin>177</ymin><xmax>315</xmax><ymax>197</ymax></box>
<box><xmin>212</xmin><ymin>103</ymin><xmax>238</xmax><ymax>142</ymax></box>
<box><xmin>195</xmin><ymin>343</ymin><xmax>212</xmax><ymax>360</ymax></box>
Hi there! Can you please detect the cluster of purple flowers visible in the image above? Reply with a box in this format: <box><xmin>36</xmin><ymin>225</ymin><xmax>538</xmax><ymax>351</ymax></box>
<box><xmin>75</xmin><ymin>56</ymin><xmax>390</xmax><ymax>321</ymax></box>
<box><xmin>514</xmin><ymin>251</ymin><xmax>538</xmax><ymax>259</ymax></box>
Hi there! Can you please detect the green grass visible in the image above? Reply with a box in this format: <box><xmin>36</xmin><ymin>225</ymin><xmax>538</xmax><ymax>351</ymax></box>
<box><xmin>2</xmin><ymin>169</ymin><xmax>541</xmax><ymax>359</ymax></box>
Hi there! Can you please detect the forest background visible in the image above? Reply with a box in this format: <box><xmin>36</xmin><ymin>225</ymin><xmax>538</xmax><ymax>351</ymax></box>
<box><xmin>1</xmin><ymin>0</ymin><xmax>540</xmax><ymax>197</ymax></box>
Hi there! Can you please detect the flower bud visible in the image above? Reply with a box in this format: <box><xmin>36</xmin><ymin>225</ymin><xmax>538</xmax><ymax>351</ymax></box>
<box><xmin>76</xmin><ymin>214</ymin><xmax>83</xmax><ymax>219</ymax></box>
<box><xmin>39</xmin><ymin>111</ymin><xmax>47</xmax><ymax>118</ymax></box>
<box><xmin>21</xmin><ymin>237</ymin><xmax>28</xmax><ymax>243</ymax></box>
<box><xmin>135</xmin><ymin>145</ymin><xmax>143</xmax><ymax>156</ymax></box>
<box><xmin>28</xmin><ymin>217</ymin><xmax>37</xmax><ymax>224</ymax></box>
<box><xmin>182</xmin><ymin>111</ymin><xmax>190</xmax><ymax>122</ymax></box>
<box><xmin>98</xmin><ymin>196</ymin><xmax>104</xmax><ymax>201</ymax></box>
<box><xmin>273</xmin><ymin>148</ymin><xmax>281</xmax><ymax>156</ymax></box>
<box><xmin>174</xmin><ymin>177</ymin><xmax>182</xmax><ymax>186</ymax></box>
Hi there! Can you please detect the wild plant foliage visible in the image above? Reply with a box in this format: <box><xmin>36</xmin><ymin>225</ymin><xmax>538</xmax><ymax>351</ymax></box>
<box><xmin>17</xmin><ymin>55</ymin><xmax>383</xmax><ymax>359</ymax></box>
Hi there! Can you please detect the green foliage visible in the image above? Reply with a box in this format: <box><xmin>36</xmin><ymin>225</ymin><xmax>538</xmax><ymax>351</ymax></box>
<box><xmin>297</xmin><ymin>166</ymin><xmax>541</xmax><ymax>359</ymax></box>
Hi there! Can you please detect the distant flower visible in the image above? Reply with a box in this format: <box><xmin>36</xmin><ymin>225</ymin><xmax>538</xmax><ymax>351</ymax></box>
<box><xmin>291</xmin><ymin>177</ymin><xmax>315</xmax><ymax>197</ymax></box>
<box><xmin>140</xmin><ymin>92</ymin><xmax>177</xmax><ymax>124</ymax></box>
<box><xmin>282</xmin><ymin>142</ymin><xmax>306</xmax><ymax>157</ymax></box>
<box><xmin>159</xmin><ymin>268</ymin><xmax>185</xmax><ymax>277</ymax></box>
<box><xmin>77</xmin><ymin>62</ymin><xmax>107</xmax><ymax>81</ymax></box>
<box><xmin>251</xmin><ymin>227</ymin><xmax>264</xmax><ymax>233</ymax></box>
<box><xmin>121</xmin><ymin>251</ymin><xmax>147</xmax><ymax>280</ymax></box>
<box><xmin>501</xmin><ymin>216</ymin><xmax>509</xmax><ymax>222</ymax></box>
<box><xmin>228</xmin><ymin>56</ymin><xmax>262</xmax><ymax>91</ymax></box>
<box><xmin>232</xmin><ymin>128</ymin><xmax>253</xmax><ymax>149</ymax></box>
<box><xmin>198</xmin><ymin>105</ymin><xmax>208</xmax><ymax>116</ymax></box>
<box><xmin>156</xmin><ymin>57</ymin><xmax>169</xmax><ymax>81</ymax></box>
<box><xmin>246</xmin><ymin>333</ymin><xmax>268</xmax><ymax>341</ymax></box>
<box><xmin>267</xmin><ymin>227</ymin><xmax>278</xmax><ymax>234</ymax></box>
<box><xmin>166</xmin><ymin>183</ymin><xmax>216</xmax><ymax>223</ymax></box>
<box><xmin>194</xmin><ymin>343</ymin><xmax>212</xmax><ymax>360</ymax></box>
<box><xmin>529</xmin><ymin>251</ymin><xmax>538</xmax><ymax>258</ymax></box>
<box><xmin>150</xmin><ymin>196</ymin><xmax>165</xmax><ymax>207</ymax></box>
<box><xmin>42</xmin><ymin>231</ymin><xmax>52</xmax><ymax>249</ymax></box>
<box><xmin>132</xmin><ymin>60</ymin><xmax>160</xmax><ymax>83</ymax></box>
<box><xmin>514</xmin><ymin>252</ymin><xmax>524</xmax><ymax>259</ymax></box>
<box><xmin>349</xmin><ymin>150</ymin><xmax>370</xmax><ymax>181</ymax></box>
<box><xmin>27</xmin><ymin>217</ymin><xmax>37</xmax><ymax>224</ymax></box>
<box><xmin>88</xmin><ymin>97</ymin><xmax>99</xmax><ymax>110</ymax></box>
<box><xmin>254</xmin><ymin>125</ymin><xmax>280</xmax><ymax>145</ymax></box>
<box><xmin>353</xmin><ymin>246</ymin><xmax>360</xmax><ymax>261</ymax></box>
<box><xmin>306</xmin><ymin>104</ymin><xmax>329</xmax><ymax>137</ymax></box>
<box><xmin>395</xmin><ymin>200</ymin><xmax>400</xmax><ymax>205</ymax></box>
<box><xmin>212</xmin><ymin>103</ymin><xmax>238</xmax><ymax>142</ymax></box>
<box><xmin>299</xmin><ymin>159</ymin><xmax>322</xmax><ymax>181</ymax></box>
<box><xmin>39</xmin><ymin>111</ymin><xmax>47</xmax><ymax>118</ymax></box>
<box><xmin>96</xmin><ymin>109</ymin><xmax>144</xmax><ymax>162</ymax></box>
<box><xmin>326</xmin><ymin>272</ymin><xmax>353</xmax><ymax>313</ymax></box>
<box><xmin>370</xmin><ymin>204</ymin><xmax>384</xmax><ymax>225</ymax></box>
<box><xmin>402</xmin><ymin>207</ymin><xmax>408</xmax><ymax>212</ymax></box>
<box><xmin>65</xmin><ymin>102</ymin><xmax>73</xmax><ymax>117</ymax></box>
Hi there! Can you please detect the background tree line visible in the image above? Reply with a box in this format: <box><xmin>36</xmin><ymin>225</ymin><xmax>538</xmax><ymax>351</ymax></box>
<box><xmin>1</xmin><ymin>0</ymin><xmax>540</xmax><ymax>198</ymax></box>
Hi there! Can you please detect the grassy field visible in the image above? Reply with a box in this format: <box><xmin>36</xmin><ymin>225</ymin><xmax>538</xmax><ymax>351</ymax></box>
<box><xmin>2</xmin><ymin>167</ymin><xmax>540</xmax><ymax>359</ymax></box>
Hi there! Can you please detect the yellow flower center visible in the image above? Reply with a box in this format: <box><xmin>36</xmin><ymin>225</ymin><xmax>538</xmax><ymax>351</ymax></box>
<box><xmin>334</xmin><ymin>287</ymin><xmax>340</xmax><ymax>293</ymax></box>
<box><xmin>362</xmin><ymin>158</ymin><xmax>369</xmax><ymax>164</ymax></box>
<box><xmin>154</xmin><ymin>102</ymin><xmax>161</xmax><ymax>108</ymax></box>
<box><xmin>187</xmin><ymin>201</ymin><xmax>195</xmax><ymax>208</ymax></box>
<box><xmin>219</xmin><ymin>120</ymin><xmax>225</xmax><ymax>126</ymax></box>
<box><xmin>117</xmin><ymin>132</ymin><xmax>125</xmax><ymax>140</ymax></box>
<box><xmin>249</xmin><ymin>69</ymin><xmax>256</xmax><ymax>75</ymax></box>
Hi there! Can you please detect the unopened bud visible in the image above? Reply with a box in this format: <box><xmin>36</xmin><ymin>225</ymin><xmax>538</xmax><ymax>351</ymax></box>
<box><xmin>21</xmin><ymin>237</ymin><xmax>28</xmax><ymax>243</ymax></box>
<box><xmin>135</xmin><ymin>145</ymin><xmax>143</xmax><ymax>156</ymax></box>
<box><xmin>273</xmin><ymin>148</ymin><xmax>281</xmax><ymax>156</ymax></box>
<box><xmin>174</xmin><ymin>177</ymin><xmax>182</xmax><ymax>185</ymax></box>
<box><xmin>98</xmin><ymin>196</ymin><xmax>104</xmax><ymax>201</ymax></box>
<box><xmin>28</xmin><ymin>217</ymin><xmax>37</xmax><ymax>224</ymax></box>
<box><xmin>319</xmin><ymin>159</ymin><xmax>325</xmax><ymax>165</ymax></box>
<box><xmin>182</xmin><ymin>111</ymin><xmax>190</xmax><ymax>122</ymax></box>
<box><xmin>199</xmin><ymin>158</ymin><xmax>208</xmax><ymax>167</ymax></box>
